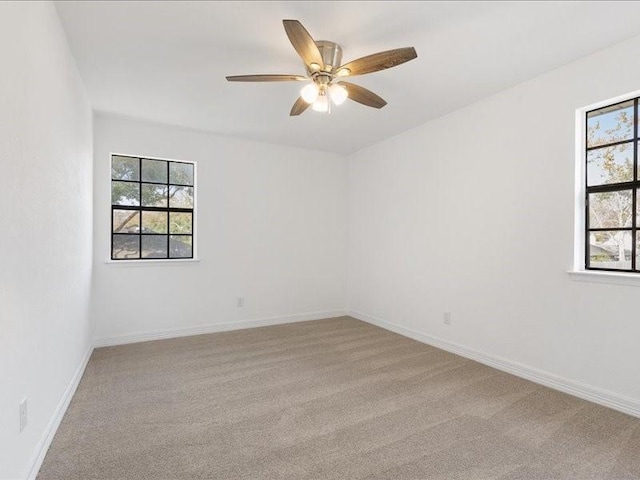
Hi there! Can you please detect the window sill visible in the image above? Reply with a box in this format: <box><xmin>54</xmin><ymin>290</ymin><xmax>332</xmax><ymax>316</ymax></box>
<box><xmin>104</xmin><ymin>258</ymin><xmax>200</xmax><ymax>267</ymax></box>
<box><xmin>567</xmin><ymin>270</ymin><xmax>640</xmax><ymax>287</ymax></box>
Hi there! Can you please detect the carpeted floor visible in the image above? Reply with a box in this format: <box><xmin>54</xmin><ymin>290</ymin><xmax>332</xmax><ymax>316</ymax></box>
<box><xmin>38</xmin><ymin>316</ymin><xmax>640</xmax><ymax>479</ymax></box>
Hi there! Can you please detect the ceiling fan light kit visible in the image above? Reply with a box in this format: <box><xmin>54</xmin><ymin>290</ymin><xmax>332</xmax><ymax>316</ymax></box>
<box><xmin>328</xmin><ymin>83</ymin><xmax>348</xmax><ymax>105</ymax></box>
<box><xmin>226</xmin><ymin>20</ymin><xmax>417</xmax><ymax>116</ymax></box>
<box><xmin>300</xmin><ymin>83</ymin><xmax>320</xmax><ymax>103</ymax></box>
<box><xmin>312</xmin><ymin>92</ymin><xmax>329</xmax><ymax>112</ymax></box>
<box><xmin>300</xmin><ymin>77</ymin><xmax>348</xmax><ymax>109</ymax></box>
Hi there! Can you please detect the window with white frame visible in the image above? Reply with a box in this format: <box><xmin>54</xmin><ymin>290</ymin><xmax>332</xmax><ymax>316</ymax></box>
<box><xmin>584</xmin><ymin>99</ymin><xmax>637</xmax><ymax>271</ymax></box>
<box><xmin>111</xmin><ymin>155</ymin><xmax>195</xmax><ymax>260</ymax></box>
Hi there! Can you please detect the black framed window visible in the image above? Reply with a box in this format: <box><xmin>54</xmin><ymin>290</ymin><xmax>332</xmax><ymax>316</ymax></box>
<box><xmin>585</xmin><ymin>99</ymin><xmax>637</xmax><ymax>271</ymax></box>
<box><xmin>111</xmin><ymin>155</ymin><xmax>195</xmax><ymax>260</ymax></box>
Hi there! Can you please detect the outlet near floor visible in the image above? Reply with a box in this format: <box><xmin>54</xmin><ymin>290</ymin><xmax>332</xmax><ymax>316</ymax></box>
<box><xmin>443</xmin><ymin>312</ymin><xmax>452</xmax><ymax>325</ymax></box>
<box><xmin>19</xmin><ymin>398</ymin><xmax>28</xmax><ymax>432</ymax></box>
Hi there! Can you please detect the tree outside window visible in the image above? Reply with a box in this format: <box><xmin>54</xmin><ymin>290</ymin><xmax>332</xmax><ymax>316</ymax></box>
<box><xmin>586</xmin><ymin>99</ymin><xmax>636</xmax><ymax>271</ymax></box>
<box><xmin>111</xmin><ymin>155</ymin><xmax>195</xmax><ymax>260</ymax></box>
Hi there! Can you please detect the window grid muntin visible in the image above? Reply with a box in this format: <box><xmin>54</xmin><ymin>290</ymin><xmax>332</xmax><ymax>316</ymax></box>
<box><xmin>585</xmin><ymin>98</ymin><xmax>638</xmax><ymax>272</ymax></box>
<box><xmin>111</xmin><ymin>155</ymin><xmax>194</xmax><ymax>260</ymax></box>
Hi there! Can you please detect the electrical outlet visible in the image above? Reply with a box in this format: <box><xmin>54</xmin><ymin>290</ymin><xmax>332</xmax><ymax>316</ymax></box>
<box><xmin>443</xmin><ymin>312</ymin><xmax>452</xmax><ymax>325</ymax></box>
<box><xmin>19</xmin><ymin>398</ymin><xmax>28</xmax><ymax>433</ymax></box>
<box><xmin>237</xmin><ymin>297</ymin><xmax>244</xmax><ymax>307</ymax></box>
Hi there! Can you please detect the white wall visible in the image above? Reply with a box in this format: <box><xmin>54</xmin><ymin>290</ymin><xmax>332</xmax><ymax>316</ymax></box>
<box><xmin>348</xmin><ymin>34</ymin><xmax>640</xmax><ymax>406</ymax></box>
<box><xmin>92</xmin><ymin>115</ymin><xmax>347</xmax><ymax>343</ymax></box>
<box><xmin>0</xmin><ymin>2</ymin><xmax>93</xmax><ymax>479</ymax></box>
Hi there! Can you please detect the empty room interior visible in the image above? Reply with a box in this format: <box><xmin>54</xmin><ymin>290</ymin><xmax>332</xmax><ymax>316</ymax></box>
<box><xmin>4</xmin><ymin>1</ymin><xmax>640</xmax><ymax>479</ymax></box>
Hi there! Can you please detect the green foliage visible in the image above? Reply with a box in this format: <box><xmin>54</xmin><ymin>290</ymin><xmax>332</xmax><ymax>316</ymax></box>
<box><xmin>142</xmin><ymin>159</ymin><xmax>167</xmax><ymax>183</ymax></box>
<box><xmin>112</xmin><ymin>156</ymin><xmax>139</xmax><ymax>181</ymax></box>
<box><xmin>170</xmin><ymin>162</ymin><xmax>194</xmax><ymax>186</ymax></box>
<box><xmin>170</xmin><ymin>212</ymin><xmax>192</xmax><ymax>234</ymax></box>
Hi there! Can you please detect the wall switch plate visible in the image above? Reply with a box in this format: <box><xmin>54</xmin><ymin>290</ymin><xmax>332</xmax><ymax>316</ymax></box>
<box><xmin>19</xmin><ymin>398</ymin><xmax>28</xmax><ymax>432</ymax></box>
<box><xmin>443</xmin><ymin>312</ymin><xmax>451</xmax><ymax>325</ymax></box>
<box><xmin>237</xmin><ymin>297</ymin><xmax>244</xmax><ymax>307</ymax></box>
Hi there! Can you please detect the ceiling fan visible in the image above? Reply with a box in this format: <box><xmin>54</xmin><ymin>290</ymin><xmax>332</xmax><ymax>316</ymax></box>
<box><xmin>226</xmin><ymin>20</ymin><xmax>417</xmax><ymax>116</ymax></box>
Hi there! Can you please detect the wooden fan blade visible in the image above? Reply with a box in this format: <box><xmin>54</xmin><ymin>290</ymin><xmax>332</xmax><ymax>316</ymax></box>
<box><xmin>290</xmin><ymin>97</ymin><xmax>311</xmax><ymax>116</ymax></box>
<box><xmin>338</xmin><ymin>81</ymin><xmax>387</xmax><ymax>109</ymax></box>
<box><xmin>337</xmin><ymin>47</ymin><xmax>417</xmax><ymax>77</ymax></box>
<box><xmin>226</xmin><ymin>74</ymin><xmax>307</xmax><ymax>82</ymax></box>
<box><xmin>283</xmin><ymin>20</ymin><xmax>324</xmax><ymax>69</ymax></box>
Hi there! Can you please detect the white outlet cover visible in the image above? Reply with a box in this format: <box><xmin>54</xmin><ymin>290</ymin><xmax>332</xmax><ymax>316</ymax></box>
<box><xmin>19</xmin><ymin>398</ymin><xmax>28</xmax><ymax>432</ymax></box>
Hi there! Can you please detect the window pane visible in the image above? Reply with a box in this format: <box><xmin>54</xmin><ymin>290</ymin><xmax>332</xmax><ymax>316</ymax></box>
<box><xmin>141</xmin><ymin>159</ymin><xmax>168</xmax><ymax>183</ymax></box>
<box><xmin>637</xmin><ymin>233</ymin><xmax>640</xmax><ymax>271</ymax></box>
<box><xmin>112</xmin><ymin>234</ymin><xmax>140</xmax><ymax>259</ymax></box>
<box><xmin>141</xmin><ymin>235</ymin><xmax>168</xmax><ymax>259</ymax></box>
<box><xmin>588</xmin><ymin>190</ymin><xmax>632</xmax><ymax>228</ymax></box>
<box><xmin>589</xmin><ymin>231</ymin><xmax>631</xmax><ymax>270</ymax></box>
<box><xmin>141</xmin><ymin>211</ymin><xmax>168</xmax><ymax>234</ymax></box>
<box><xmin>169</xmin><ymin>186</ymin><xmax>194</xmax><ymax>208</ymax></box>
<box><xmin>112</xmin><ymin>210</ymin><xmax>140</xmax><ymax>234</ymax></box>
<box><xmin>170</xmin><ymin>162</ymin><xmax>194</xmax><ymax>186</ymax></box>
<box><xmin>112</xmin><ymin>156</ymin><xmax>139</xmax><ymax>181</ymax></box>
<box><xmin>170</xmin><ymin>212</ymin><xmax>192</xmax><ymax>234</ymax></box>
<box><xmin>141</xmin><ymin>183</ymin><xmax>168</xmax><ymax>207</ymax></box>
<box><xmin>170</xmin><ymin>235</ymin><xmax>192</xmax><ymax>258</ymax></box>
<box><xmin>111</xmin><ymin>181</ymin><xmax>140</xmax><ymax>206</ymax></box>
<box><xmin>586</xmin><ymin>143</ymin><xmax>633</xmax><ymax>186</ymax></box>
<box><xmin>587</xmin><ymin>100</ymin><xmax>634</xmax><ymax>148</ymax></box>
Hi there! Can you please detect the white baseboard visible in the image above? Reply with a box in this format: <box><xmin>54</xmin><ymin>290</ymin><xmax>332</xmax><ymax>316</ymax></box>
<box><xmin>26</xmin><ymin>345</ymin><xmax>93</xmax><ymax>480</ymax></box>
<box><xmin>93</xmin><ymin>309</ymin><xmax>348</xmax><ymax>348</ymax></box>
<box><xmin>348</xmin><ymin>309</ymin><xmax>640</xmax><ymax>419</ymax></box>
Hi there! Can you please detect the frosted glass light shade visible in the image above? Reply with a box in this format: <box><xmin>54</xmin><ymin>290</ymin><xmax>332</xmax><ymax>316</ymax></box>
<box><xmin>300</xmin><ymin>83</ymin><xmax>319</xmax><ymax>104</ymax></box>
<box><xmin>312</xmin><ymin>94</ymin><xmax>329</xmax><ymax>112</ymax></box>
<box><xmin>329</xmin><ymin>84</ymin><xmax>348</xmax><ymax>105</ymax></box>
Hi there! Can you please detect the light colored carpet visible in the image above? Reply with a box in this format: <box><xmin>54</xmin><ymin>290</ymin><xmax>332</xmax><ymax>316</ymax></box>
<box><xmin>38</xmin><ymin>316</ymin><xmax>640</xmax><ymax>479</ymax></box>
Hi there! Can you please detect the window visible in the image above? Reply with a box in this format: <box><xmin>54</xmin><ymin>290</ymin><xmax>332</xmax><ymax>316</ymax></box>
<box><xmin>585</xmin><ymin>99</ymin><xmax>636</xmax><ymax>271</ymax></box>
<box><xmin>111</xmin><ymin>155</ymin><xmax>195</xmax><ymax>260</ymax></box>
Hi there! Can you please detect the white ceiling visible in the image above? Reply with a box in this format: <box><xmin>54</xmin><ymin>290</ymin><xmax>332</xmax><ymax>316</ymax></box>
<box><xmin>55</xmin><ymin>1</ymin><xmax>640</xmax><ymax>154</ymax></box>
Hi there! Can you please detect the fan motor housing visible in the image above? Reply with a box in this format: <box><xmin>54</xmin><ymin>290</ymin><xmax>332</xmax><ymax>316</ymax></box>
<box><xmin>308</xmin><ymin>41</ymin><xmax>342</xmax><ymax>74</ymax></box>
